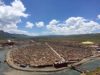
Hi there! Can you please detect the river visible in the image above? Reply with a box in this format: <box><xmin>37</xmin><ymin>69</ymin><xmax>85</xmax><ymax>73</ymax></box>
<box><xmin>0</xmin><ymin>48</ymin><xmax>100</xmax><ymax>75</ymax></box>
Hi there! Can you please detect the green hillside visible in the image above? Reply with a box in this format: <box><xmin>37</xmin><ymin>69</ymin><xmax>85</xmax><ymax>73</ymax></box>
<box><xmin>33</xmin><ymin>33</ymin><xmax>100</xmax><ymax>43</ymax></box>
<box><xmin>0</xmin><ymin>30</ymin><xmax>32</xmax><ymax>40</ymax></box>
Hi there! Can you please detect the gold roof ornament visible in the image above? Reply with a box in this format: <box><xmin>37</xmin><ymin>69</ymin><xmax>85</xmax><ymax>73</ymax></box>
<box><xmin>81</xmin><ymin>41</ymin><xmax>94</xmax><ymax>45</ymax></box>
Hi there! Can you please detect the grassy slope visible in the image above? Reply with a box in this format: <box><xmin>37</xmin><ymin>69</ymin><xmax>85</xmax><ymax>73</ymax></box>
<box><xmin>33</xmin><ymin>33</ymin><xmax>100</xmax><ymax>43</ymax></box>
<box><xmin>86</xmin><ymin>67</ymin><xmax>100</xmax><ymax>75</ymax></box>
<box><xmin>0</xmin><ymin>30</ymin><xmax>100</xmax><ymax>42</ymax></box>
<box><xmin>0</xmin><ymin>31</ymin><xmax>32</xmax><ymax>40</ymax></box>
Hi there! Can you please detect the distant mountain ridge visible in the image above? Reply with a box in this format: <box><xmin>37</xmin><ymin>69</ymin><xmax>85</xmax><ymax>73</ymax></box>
<box><xmin>0</xmin><ymin>30</ymin><xmax>100</xmax><ymax>42</ymax></box>
<box><xmin>33</xmin><ymin>33</ymin><xmax>100</xmax><ymax>43</ymax></box>
<box><xmin>0</xmin><ymin>30</ymin><xmax>31</xmax><ymax>40</ymax></box>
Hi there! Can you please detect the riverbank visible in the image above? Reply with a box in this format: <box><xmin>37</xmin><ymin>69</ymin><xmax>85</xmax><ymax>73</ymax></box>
<box><xmin>3</xmin><ymin>47</ymin><xmax>100</xmax><ymax>75</ymax></box>
<box><xmin>6</xmin><ymin>49</ymin><xmax>68</xmax><ymax>72</ymax></box>
<box><xmin>6</xmin><ymin>44</ymin><xmax>100</xmax><ymax>72</ymax></box>
<box><xmin>6</xmin><ymin>49</ymin><xmax>100</xmax><ymax>72</ymax></box>
<box><xmin>71</xmin><ymin>53</ymin><xmax>100</xmax><ymax>67</ymax></box>
<box><xmin>85</xmin><ymin>67</ymin><xmax>100</xmax><ymax>75</ymax></box>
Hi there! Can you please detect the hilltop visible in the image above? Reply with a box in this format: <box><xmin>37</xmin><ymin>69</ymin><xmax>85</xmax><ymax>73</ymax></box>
<box><xmin>0</xmin><ymin>30</ymin><xmax>32</xmax><ymax>40</ymax></box>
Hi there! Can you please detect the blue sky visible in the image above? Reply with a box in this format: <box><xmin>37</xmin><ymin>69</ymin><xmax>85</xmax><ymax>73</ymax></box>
<box><xmin>18</xmin><ymin>0</ymin><xmax>100</xmax><ymax>21</ymax></box>
<box><xmin>0</xmin><ymin>0</ymin><xmax>100</xmax><ymax>36</ymax></box>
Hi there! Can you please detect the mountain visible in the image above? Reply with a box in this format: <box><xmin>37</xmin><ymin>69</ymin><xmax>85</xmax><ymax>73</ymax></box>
<box><xmin>0</xmin><ymin>30</ymin><xmax>31</xmax><ymax>40</ymax></box>
<box><xmin>0</xmin><ymin>30</ymin><xmax>100</xmax><ymax>42</ymax></box>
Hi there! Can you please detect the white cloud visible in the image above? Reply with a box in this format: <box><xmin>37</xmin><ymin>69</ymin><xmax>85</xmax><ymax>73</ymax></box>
<box><xmin>0</xmin><ymin>0</ymin><xmax>44</xmax><ymax>36</ymax></box>
<box><xmin>47</xmin><ymin>17</ymin><xmax>100</xmax><ymax>35</ymax></box>
<box><xmin>5</xmin><ymin>29</ymin><xmax>39</xmax><ymax>36</ymax></box>
<box><xmin>0</xmin><ymin>0</ymin><xmax>37</xmax><ymax>36</ymax></box>
<box><xmin>97</xmin><ymin>15</ymin><xmax>100</xmax><ymax>19</ymax></box>
<box><xmin>49</xmin><ymin>19</ymin><xmax>59</xmax><ymax>25</ymax></box>
<box><xmin>0</xmin><ymin>0</ymin><xmax>100</xmax><ymax>36</ymax></box>
<box><xmin>25</xmin><ymin>21</ymin><xmax>34</xmax><ymax>29</ymax></box>
<box><xmin>35</xmin><ymin>21</ymin><xmax>44</xmax><ymax>28</ymax></box>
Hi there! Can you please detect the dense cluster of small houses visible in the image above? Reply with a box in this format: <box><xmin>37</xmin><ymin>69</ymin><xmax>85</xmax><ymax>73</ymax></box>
<box><xmin>0</xmin><ymin>39</ymin><xmax>100</xmax><ymax>69</ymax></box>
<box><xmin>48</xmin><ymin>41</ymin><xmax>93</xmax><ymax>62</ymax></box>
<box><xmin>9</xmin><ymin>41</ymin><xmax>95</xmax><ymax>69</ymax></box>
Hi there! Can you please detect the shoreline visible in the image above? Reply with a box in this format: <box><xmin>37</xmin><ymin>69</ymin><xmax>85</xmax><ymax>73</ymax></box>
<box><xmin>6</xmin><ymin>48</ymin><xmax>100</xmax><ymax>72</ymax></box>
<box><xmin>6</xmin><ymin>49</ymin><xmax>68</xmax><ymax>72</ymax></box>
<box><xmin>72</xmin><ymin>54</ymin><xmax>100</xmax><ymax>67</ymax></box>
